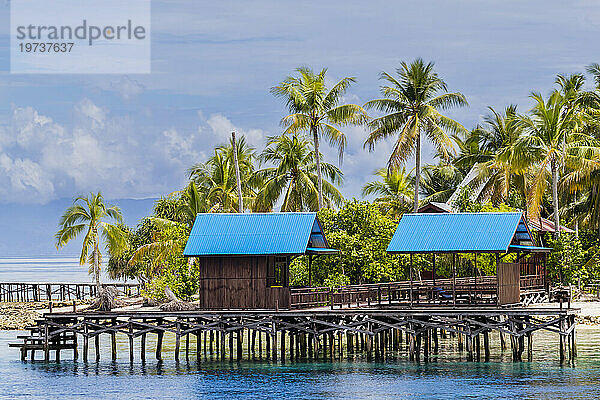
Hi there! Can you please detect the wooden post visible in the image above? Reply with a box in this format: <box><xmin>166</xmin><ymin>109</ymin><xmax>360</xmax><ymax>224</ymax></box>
<box><xmin>432</xmin><ymin>254</ymin><xmax>436</xmax><ymax>287</ymax></box>
<box><xmin>237</xmin><ymin>330</ymin><xmax>243</xmax><ymax>361</ymax></box>
<box><xmin>495</xmin><ymin>254</ymin><xmax>500</xmax><ymax>306</ymax></box>
<box><xmin>308</xmin><ymin>255</ymin><xmax>313</xmax><ymax>287</ymax></box>
<box><xmin>452</xmin><ymin>254</ymin><xmax>456</xmax><ymax>307</ymax></box>
<box><xmin>570</xmin><ymin>315</ymin><xmax>577</xmax><ymax>359</ymax></box>
<box><xmin>185</xmin><ymin>332</ymin><xmax>190</xmax><ymax>361</ymax></box>
<box><xmin>220</xmin><ymin>331</ymin><xmax>226</xmax><ymax>360</ymax></box>
<box><xmin>280</xmin><ymin>330</ymin><xmax>286</xmax><ymax>362</ymax></box>
<box><xmin>156</xmin><ymin>330</ymin><xmax>164</xmax><ymax>360</ymax></box>
<box><xmin>229</xmin><ymin>331</ymin><xmax>234</xmax><ymax>361</ymax></box>
<box><xmin>111</xmin><ymin>331</ymin><xmax>117</xmax><ymax>361</ymax></box>
<box><xmin>266</xmin><ymin>331</ymin><xmax>271</xmax><ymax>359</ymax></box>
<box><xmin>141</xmin><ymin>331</ymin><xmax>147</xmax><ymax>362</ymax></box>
<box><xmin>196</xmin><ymin>331</ymin><xmax>202</xmax><ymax>362</ymax></box>
<box><xmin>83</xmin><ymin>323</ymin><xmax>89</xmax><ymax>363</ymax></box>
<box><xmin>95</xmin><ymin>332</ymin><xmax>100</xmax><ymax>361</ymax></box>
<box><xmin>129</xmin><ymin>321</ymin><xmax>134</xmax><ymax>362</ymax></box>
<box><xmin>272</xmin><ymin>324</ymin><xmax>278</xmax><ymax>361</ymax></box>
<box><xmin>409</xmin><ymin>255</ymin><xmax>414</xmax><ymax>308</ymax></box>
<box><xmin>175</xmin><ymin>322</ymin><xmax>181</xmax><ymax>362</ymax></box>
<box><xmin>483</xmin><ymin>330</ymin><xmax>490</xmax><ymax>361</ymax></box>
<box><xmin>559</xmin><ymin>318</ymin><xmax>566</xmax><ymax>363</ymax></box>
<box><xmin>44</xmin><ymin>323</ymin><xmax>50</xmax><ymax>362</ymax></box>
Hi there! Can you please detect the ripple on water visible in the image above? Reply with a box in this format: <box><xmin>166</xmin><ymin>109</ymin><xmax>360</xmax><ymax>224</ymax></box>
<box><xmin>1</xmin><ymin>329</ymin><xmax>599</xmax><ymax>399</ymax></box>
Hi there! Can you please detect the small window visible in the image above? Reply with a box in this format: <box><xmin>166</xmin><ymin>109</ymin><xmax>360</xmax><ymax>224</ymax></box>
<box><xmin>268</xmin><ymin>256</ymin><xmax>288</xmax><ymax>287</ymax></box>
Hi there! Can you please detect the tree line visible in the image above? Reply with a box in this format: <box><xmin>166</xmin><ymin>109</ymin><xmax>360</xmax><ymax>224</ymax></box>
<box><xmin>55</xmin><ymin>59</ymin><xmax>600</xmax><ymax>296</ymax></box>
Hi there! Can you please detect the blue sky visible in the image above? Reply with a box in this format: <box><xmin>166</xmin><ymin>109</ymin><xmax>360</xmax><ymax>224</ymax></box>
<box><xmin>1</xmin><ymin>0</ymin><xmax>599</xmax><ymax>207</ymax></box>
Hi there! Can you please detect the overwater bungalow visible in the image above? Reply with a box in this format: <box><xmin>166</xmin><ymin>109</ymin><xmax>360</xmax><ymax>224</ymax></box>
<box><xmin>386</xmin><ymin>211</ymin><xmax>550</xmax><ymax>306</ymax></box>
<box><xmin>182</xmin><ymin>212</ymin><xmax>337</xmax><ymax>310</ymax></box>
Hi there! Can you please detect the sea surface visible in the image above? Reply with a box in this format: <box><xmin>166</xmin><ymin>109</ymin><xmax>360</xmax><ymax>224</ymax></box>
<box><xmin>0</xmin><ymin>257</ymin><xmax>119</xmax><ymax>283</ymax></box>
<box><xmin>1</xmin><ymin>259</ymin><xmax>600</xmax><ymax>399</ymax></box>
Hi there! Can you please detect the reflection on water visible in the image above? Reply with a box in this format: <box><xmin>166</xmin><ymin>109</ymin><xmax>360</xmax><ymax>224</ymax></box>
<box><xmin>1</xmin><ymin>328</ymin><xmax>600</xmax><ymax>399</ymax></box>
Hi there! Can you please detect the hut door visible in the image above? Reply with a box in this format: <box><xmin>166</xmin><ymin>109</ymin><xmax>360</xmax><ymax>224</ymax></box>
<box><xmin>497</xmin><ymin>262</ymin><xmax>520</xmax><ymax>305</ymax></box>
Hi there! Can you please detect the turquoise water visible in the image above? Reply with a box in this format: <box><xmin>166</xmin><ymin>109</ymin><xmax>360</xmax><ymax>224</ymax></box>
<box><xmin>1</xmin><ymin>328</ymin><xmax>600</xmax><ymax>399</ymax></box>
<box><xmin>2</xmin><ymin>259</ymin><xmax>600</xmax><ymax>399</ymax></box>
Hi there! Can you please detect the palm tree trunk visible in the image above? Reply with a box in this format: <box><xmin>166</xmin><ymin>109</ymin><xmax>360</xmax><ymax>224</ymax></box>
<box><xmin>312</xmin><ymin>126</ymin><xmax>324</xmax><ymax>210</ymax></box>
<box><xmin>413</xmin><ymin>130</ymin><xmax>421</xmax><ymax>213</ymax></box>
<box><xmin>551</xmin><ymin>159</ymin><xmax>560</xmax><ymax>237</ymax></box>
<box><xmin>231</xmin><ymin>132</ymin><xmax>244</xmax><ymax>213</ymax></box>
<box><xmin>93</xmin><ymin>240</ymin><xmax>101</xmax><ymax>294</ymax></box>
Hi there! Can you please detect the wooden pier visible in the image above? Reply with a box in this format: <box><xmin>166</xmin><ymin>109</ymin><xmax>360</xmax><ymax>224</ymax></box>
<box><xmin>10</xmin><ymin>307</ymin><xmax>578</xmax><ymax>364</ymax></box>
<box><xmin>0</xmin><ymin>282</ymin><xmax>140</xmax><ymax>302</ymax></box>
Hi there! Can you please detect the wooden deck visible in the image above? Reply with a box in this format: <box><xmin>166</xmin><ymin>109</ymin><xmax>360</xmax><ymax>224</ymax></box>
<box><xmin>10</xmin><ymin>306</ymin><xmax>578</xmax><ymax>364</ymax></box>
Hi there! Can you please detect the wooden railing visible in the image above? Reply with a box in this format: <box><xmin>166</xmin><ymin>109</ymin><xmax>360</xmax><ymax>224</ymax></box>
<box><xmin>0</xmin><ymin>282</ymin><xmax>141</xmax><ymax>302</ymax></box>
<box><xmin>290</xmin><ymin>287</ymin><xmax>330</xmax><ymax>309</ymax></box>
<box><xmin>290</xmin><ymin>276</ymin><xmax>500</xmax><ymax>309</ymax></box>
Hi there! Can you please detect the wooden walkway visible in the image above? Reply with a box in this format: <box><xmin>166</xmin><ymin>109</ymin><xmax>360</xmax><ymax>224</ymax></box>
<box><xmin>10</xmin><ymin>307</ymin><xmax>578</xmax><ymax>364</ymax></box>
<box><xmin>0</xmin><ymin>282</ymin><xmax>141</xmax><ymax>302</ymax></box>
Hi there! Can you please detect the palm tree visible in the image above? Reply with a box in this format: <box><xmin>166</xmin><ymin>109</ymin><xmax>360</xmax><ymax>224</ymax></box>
<box><xmin>271</xmin><ymin>67</ymin><xmax>367</xmax><ymax>210</ymax></box>
<box><xmin>420</xmin><ymin>162</ymin><xmax>463</xmax><ymax>203</ymax></box>
<box><xmin>177</xmin><ymin>182</ymin><xmax>209</xmax><ymax>227</ymax></box>
<box><xmin>364</xmin><ymin>58</ymin><xmax>468</xmax><ymax>212</ymax></box>
<box><xmin>254</xmin><ymin>134</ymin><xmax>343</xmax><ymax>211</ymax></box>
<box><xmin>362</xmin><ymin>168</ymin><xmax>414</xmax><ymax>219</ymax></box>
<box><xmin>56</xmin><ymin>193</ymin><xmax>127</xmax><ymax>293</ymax></box>
<box><xmin>188</xmin><ymin>136</ymin><xmax>257</xmax><ymax>212</ymax></box>
<box><xmin>471</xmin><ymin>106</ymin><xmax>532</xmax><ymax>207</ymax></box>
<box><xmin>517</xmin><ymin>91</ymin><xmax>600</xmax><ymax>234</ymax></box>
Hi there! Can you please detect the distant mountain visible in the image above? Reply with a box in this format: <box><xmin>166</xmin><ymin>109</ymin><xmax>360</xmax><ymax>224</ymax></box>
<box><xmin>0</xmin><ymin>198</ymin><xmax>157</xmax><ymax>257</ymax></box>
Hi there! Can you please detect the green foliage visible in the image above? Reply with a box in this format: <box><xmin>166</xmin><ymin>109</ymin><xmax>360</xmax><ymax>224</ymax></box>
<box><xmin>140</xmin><ymin>224</ymin><xmax>199</xmax><ymax>301</ymax></box>
<box><xmin>290</xmin><ymin>200</ymin><xmax>401</xmax><ymax>287</ymax></box>
<box><xmin>546</xmin><ymin>233</ymin><xmax>585</xmax><ymax>285</ymax></box>
<box><xmin>154</xmin><ymin>196</ymin><xmax>186</xmax><ymax>222</ymax></box>
<box><xmin>453</xmin><ymin>187</ymin><xmax>515</xmax><ymax>214</ymax></box>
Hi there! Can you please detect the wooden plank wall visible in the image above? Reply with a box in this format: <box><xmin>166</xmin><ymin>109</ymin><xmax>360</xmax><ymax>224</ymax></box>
<box><xmin>497</xmin><ymin>262</ymin><xmax>520</xmax><ymax>305</ymax></box>
<box><xmin>197</xmin><ymin>256</ymin><xmax>290</xmax><ymax>310</ymax></box>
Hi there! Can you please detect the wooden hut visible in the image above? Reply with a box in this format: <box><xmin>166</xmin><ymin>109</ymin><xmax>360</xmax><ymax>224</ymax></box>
<box><xmin>183</xmin><ymin>212</ymin><xmax>337</xmax><ymax>310</ymax></box>
<box><xmin>387</xmin><ymin>212</ymin><xmax>550</xmax><ymax>306</ymax></box>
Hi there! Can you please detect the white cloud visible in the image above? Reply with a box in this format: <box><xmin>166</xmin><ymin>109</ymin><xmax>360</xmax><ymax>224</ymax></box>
<box><xmin>0</xmin><ymin>101</ymin><xmax>272</xmax><ymax>204</ymax></box>
<box><xmin>111</xmin><ymin>76</ymin><xmax>146</xmax><ymax>101</ymax></box>
<box><xmin>0</xmin><ymin>153</ymin><xmax>55</xmax><ymax>203</ymax></box>
<box><xmin>203</xmin><ymin>112</ymin><xmax>268</xmax><ymax>148</ymax></box>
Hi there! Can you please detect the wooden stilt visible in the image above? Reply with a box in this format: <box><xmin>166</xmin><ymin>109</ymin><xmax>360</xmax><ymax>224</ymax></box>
<box><xmin>83</xmin><ymin>324</ymin><xmax>89</xmax><ymax>363</ymax></box>
<box><xmin>95</xmin><ymin>333</ymin><xmax>100</xmax><ymax>361</ymax></box>
<box><xmin>483</xmin><ymin>330</ymin><xmax>490</xmax><ymax>361</ymax></box>
<box><xmin>174</xmin><ymin>322</ymin><xmax>181</xmax><ymax>362</ymax></box>
<box><xmin>280</xmin><ymin>330</ymin><xmax>286</xmax><ymax>361</ymax></box>
<box><xmin>156</xmin><ymin>330</ymin><xmax>163</xmax><ymax>360</ymax></box>
<box><xmin>141</xmin><ymin>332</ymin><xmax>146</xmax><ymax>361</ymax></box>
<box><xmin>237</xmin><ymin>330</ymin><xmax>243</xmax><ymax>361</ymax></box>
<box><xmin>220</xmin><ymin>331</ymin><xmax>226</xmax><ymax>360</ymax></box>
<box><xmin>229</xmin><ymin>331</ymin><xmax>234</xmax><ymax>361</ymax></box>
<box><xmin>111</xmin><ymin>331</ymin><xmax>117</xmax><ymax>361</ymax></box>
<box><xmin>184</xmin><ymin>332</ymin><xmax>189</xmax><ymax>361</ymax></box>
<box><xmin>129</xmin><ymin>322</ymin><xmax>134</xmax><ymax>363</ymax></box>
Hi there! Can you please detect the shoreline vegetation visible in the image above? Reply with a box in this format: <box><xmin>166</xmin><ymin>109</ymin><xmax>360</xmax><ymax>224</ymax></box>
<box><xmin>38</xmin><ymin>59</ymin><xmax>600</xmax><ymax>308</ymax></box>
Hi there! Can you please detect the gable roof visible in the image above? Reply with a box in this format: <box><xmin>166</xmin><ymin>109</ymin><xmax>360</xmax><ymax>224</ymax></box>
<box><xmin>183</xmin><ymin>212</ymin><xmax>334</xmax><ymax>256</ymax></box>
<box><xmin>417</xmin><ymin>202</ymin><xmax>453</xmax><ymax>214</ymax></box>
<box><xmin>387</xmin><ymin>212</ymin><xmax>537</xmax><ymax>254</ymax></box>
<box><xmin>529</xmin><ymin>216</ymin><xmax>575</xmax><ymax>233</ymax></box>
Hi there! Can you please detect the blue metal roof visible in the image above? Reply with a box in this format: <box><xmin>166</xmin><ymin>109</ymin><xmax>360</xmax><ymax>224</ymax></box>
<box><xmin>387</xmin><ymin>212</ymin><xmax>533</xmax><ymax>253</ymax></box>
<box><xmin>183</xmin><ymin>212</ymin><xmax>333</xmax><ymax>256</ymax></box>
